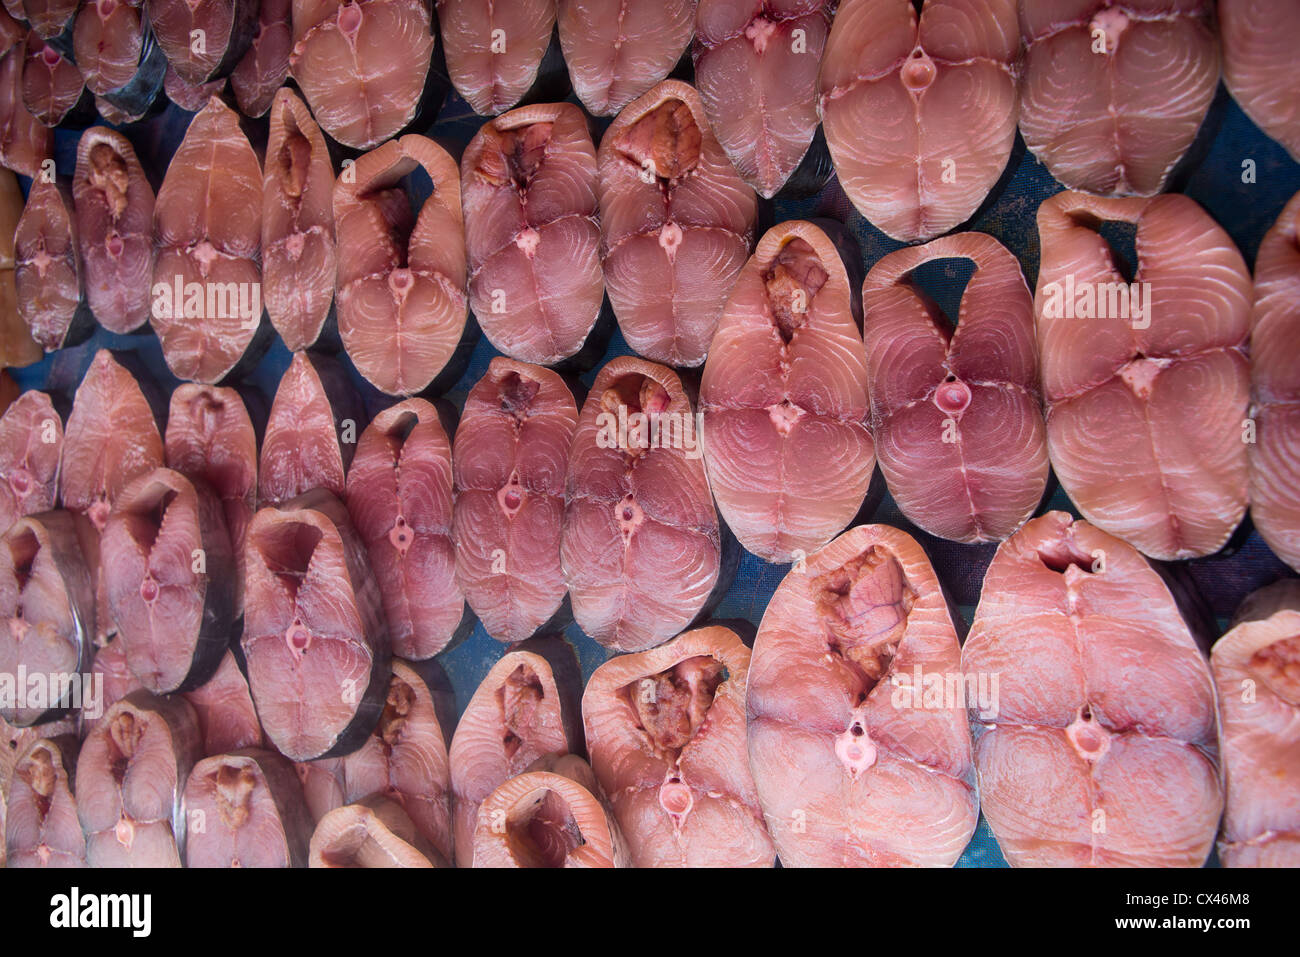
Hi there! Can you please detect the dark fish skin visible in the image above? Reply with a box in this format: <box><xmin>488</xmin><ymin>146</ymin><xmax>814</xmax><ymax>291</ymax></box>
<box><xmin>73</xmin><ymin>127</ymin><xmax>156</xmax><ymax>335</ymax></box>
<box><xmin>148</xmin><ymin>0</ymin><xmax>260</xmax><ymax>84</ymax></box>
<box><xmin>74</xmin><ymin>3</ymin><xmax>167</xmax><ymax>118</ymax></box>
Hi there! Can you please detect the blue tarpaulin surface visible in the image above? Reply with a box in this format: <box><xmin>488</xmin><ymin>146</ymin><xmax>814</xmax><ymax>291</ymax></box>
<box><xmin>11</xmin><ymin>78</ymin><xmax>1300</xmax><ymax>868</ymax></box>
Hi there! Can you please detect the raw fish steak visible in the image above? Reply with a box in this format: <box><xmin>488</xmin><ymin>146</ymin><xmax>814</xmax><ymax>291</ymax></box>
<box><xmin>1035</xmin><ymin>191</ymin><xmax>1251</xmax><ymax>560</ymax></box>
<box><xmin>1</xmin><ymin>713</ymin><xmax>77</xmax><ymax>866</ymax></box>
<box><xmin>309</xmin><ymin>796</ymin><xmax>441</xmax><ymax>866</ymax></box>
<box><xmin>0</xmin><ymin>390</ymin><xmax>62</xmax><ymax>533</ymax></box>
<box><xmin>230</xmin><ymin>0</ymin><xmax>292</xmax><ymax>117</ymax></box>
<box><xmin>15</xmin><ymin>176</ymin><xmax>85</xmax><ymax>352</ymax></box>
<box><xmin>557</xmin><ymin>0</ymin><xmax>696</xmax><ymax>117</ymax></box>
<box><xmin>473</xmin><ymin>758</ymin><xmax>629</xmax><ymax>867</ymax></box>
<box><xmin>74</xmin><ymin>127</ymin><xmax>156</xmax><ymax>335</ymax></box>
<box><xmin>259</xmin><ymin>352</ymin><xmax>362</xmax><ymax>506</ymax></box>
<box><xmin>964</xmin><ymin>512</ymin><xmax>1223</xmax><ymax>867</ymax></box>
<box><xmin>83</xmin><ymin>636</ymin><xmax>141</xmax><ymax>738</ymax></box>
<box><xmin>597</xmin><ymin>80</ymin><xmax>757</xmax><ymax>367</ymax></box>
<box><xmin>165</xmin><ymin>384</ymin><xmax>258</xmax><ymax>611</ymax></box>
<box><xmin>0</xmin><ymin>512</ymin><xmax>95</xmax><ymax>725</ymax></box>
<box><xmin>1220</xmin><ymin>0</ymin><xmax>1300</xmax><ymax>162</ymax></box>
<box><xmin>333</xmin><ymin>134</ymin><xmax>468</xmax><ymax>396</ymax></box>
<box><xmin>346</xmin><ymin>399</ymin><xmax>465</xmax><ymax>660</ymax></box>
<box><xmin>152</xmin><ymin>96</ymin><xmax>263</xmax><ymax>383</ymax></box>
<box><xmin>701</xmin><ymin>220</ymin><xmax>872</xmax><ymax>563</ymax></box>
<box><xmin>436</xmin><ymin>0</ymin><xmax>556</xmax><ymax>116</ymax></box>
<box><xmin>290</xmin><ymin>0</ymin><xmax>435</xmax><ymax>150</ymax></box>
<box><xmin>1018</xmin><ymin>0</ymin><xmax>1218</xmax><ymax>195</ymax></box>
<box><xmin>181</xmin><ymin>650</ymin><xmax>263</xmax><ymax>755</ymax></box>
<box><xmin>21</xmin><ymin>33</ymin><xmax>87</xmax><ymax>126</ymax></box>
<box><xmin>453</xmin><ymin>359</ymin><xmax>577</xmax><ymax>643</ymax></box>
<box><xmin>297</xmin><ymin>659</ymin><xmax>453</xmax><ymax>863</ymax></box>
<box><xmin>818</xmin><ymin>0</ymin><xmax>1018</xmax><ymax>242</ymax></box>
<box><xmin>241</xmin><ymin>490</ymin><xmax>390</xmax><ymax>762</ymax></box>
<box><xmin>263</xmin><ymin>88</ymin><xmax>336</xmax><ymax>353</ymax></box>
<box><xmin>1210</xmin><ymin>581</ymin><xmax>1300</xmax><ymax>867</ymax></box>
<box><xmin>863</xmin><ymin>231</ymin><xmax>1046</xmax><ymax>543</ymax></box>
<box><xmin>76</xmin><ymin>690</ymin><xmax>201</xmax><ymax>867</ymax></box>
<box><xmin>101</xmin><ymin>468</ymin><xmax>236</xmax><ymax>695</ymax></box>
<box><xmin>1248</xmin><ymin>189</ymin><xmax>1300</xmax><ymax>572</ymax></box>
<box><xmin>147</xmin><ymin>0</ymin><xmax>258</xmax><ymax>84</ymax></box>
<box><xmin>1</xmin><ymin>168</ymin><xmax>42</xmax><ymax>369</ymax></box>
<box><xmin>4</xmin><ymin>735</ymin><xmax>84</xmax><ymax>867</ymax></box>
<box><xmin>24</xmin><ymin>0</ymin><xmax>77</xmax><ymax>37</ymax></box>
<box><xmin>183</xmin><ymin>748</ymin><xmax>312</xmax><ymax>867</ymax></box>
<box><xmin>563</xmin><ymin>357</ymin><xmax>722</xmax><ymax>651</ymax></box>
<box><xmin>73</xmin><ymin>0</ymin><xmax>146</xmax><ymax>96</ymax></box>
<box><xmin>584</xmin><ymin>625</ymin><xmax>774</xmax><ymax>867</ymax></box>
<box><xmin>748</xmin><ymin>523</ymin><xmax>977</xmax><ymax>866</ymax></box>
<box><xmin>461</xmin><ymin>102</ymin><xmax>604</xmax><ymax>364</ymax></box>
<box><xmin>449</xmin><ymin>637</ymin><xmax>581</xmax><ymax>866</ymax></box>
<box><xmin>694</xmin><ymin>0</ymin><xmax>830</xmax><ymax>198</ymax></box>
<box><xmin>0</xmin><ymin>46</ymin><xmax>51</xmax><ymax>180</ymax></box>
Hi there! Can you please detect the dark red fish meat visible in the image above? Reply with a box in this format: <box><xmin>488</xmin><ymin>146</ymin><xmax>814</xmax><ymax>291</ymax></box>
<box><xmin>436</xmin><ymin>0</ymin><xmax>556</xmax><ymax>116</ymax></box>
<box><xmin>453</xmin><ymin>360</ymin><xmax>577</xmax><ymax>643</ymax></box>
<box><xmin>334</xmin><ymin>134</ymin><xmax>467</xmax><ymax>395</ymax></box>
<box><xmin>0</xmin><ymin>390</ymin><xmax>62</xmax><ymax>532</ymax></box>
<box><xmin>597</xmin><ymin>80</ymin><xmax>757</xmax><ymax>367</ymax></box>
<box><xmin>15</xmin><ymin>177</ymin><xmax>88</xmax><ymax>353</ymax></box>
<box><xmin>346</xmin><ymin>398</ymin><xmax>465</xmax><ymax>660</ymax></box>
<box><xmin>182</xmin><ymin>748</ymin><xmax>312</xmax><ymax>867</ymax></box>
<box><xmin>3</xmin><ymin>735</ymin><xmax>85</xmax><ymax>867</ymax></box>
<box><xmin>241</xmin><ymin>490</ymin><xmax>390</xmax><ymax>762</ymax></box>
<box><xmin>152</xmin><ymin>96</ymin><xmax>263</xmax><ymax>383</ymax></box>
<box><xmin>229</xmin><ymin>0</ymin><xmax>292</xmax><ymax>117</ymax></box>
<box><xmin>461</xmin><ymin>102</ymin><xmax>604</xmax><ymax>364</ymax></box>
<box><xmin>263</xmin><ymin>87</ymin><xmax>336</xmax><ymax>353</ymax></box>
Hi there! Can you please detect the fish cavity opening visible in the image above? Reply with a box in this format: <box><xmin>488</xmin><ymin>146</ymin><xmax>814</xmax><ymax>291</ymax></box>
<box><xmin>6</xmin><ymin>527</ymin><xmax>40</xmax><ymax>595</ymax></box>
<box><xmin>124</xmin><ymin>485</ymin><xmax>180</xmax><ymax>554</ymax></box>
<box><xmin>1250</xmin><ymin>635</ymin><xmax>1300</xmax><ymax>707</ymax></box>
<box><xmin>19</xmin><ymin>745</ymin><xmax>57</xmax><ymax>819</ymax></box>
<box><xmin>765</xmin><ymin>238</ymin><xmax>828</xmax><ymax>343</ymax></box>
<box><xmin>622</xmin><ymin>655</ymin><xmax>726</xmax><ymax>760</ymax></box>
<box><xmin>1037</xmin><ymin>539</ymin><xmax>1096</xmax><ymax>576</ymax></box>
<box><xmin>615</xmin><ymin>99</ymin><xmax>702</xmax><ymax>183</ymax></box>
<box><xmin>107</xmin><ymin>711</ymin><xmax>143</xmax><ymax>785</ymax></box>
<box><xmin>814</xmin><ymin>546</ymin><xmax>915</xmax><ymax>702</ymax></box>
<box><xmin>214</xmin><ymin>762</ymin><xmax>256</xmax><ymax>829</ymax></box>
<box><xmin>254</xmin><ymin>521</ymin><xmax>324</xmax><ymax>600</ymax></box>
<box><xmin>506</xmin><ymin>788</ymin><xmax>584</xmax><ymax>868</ymax></box>
<box><xmin>275</xmin><ymin>127</ymin><xmax>313</xmax><ymax>201</ymax></box>
<box><xmin>905</xmin><ymin>257</ymin><xmax>977</xmax><ymax>336</ymax></box>
<box><xmin>379</xmin><ymin>677</ymin><xmax>415</xmax><ymax>748</ymax></box>
<box><xmin>497</xmin><ymin>122</ymin><xmax>554</xmax><ymax>193</ymax></box>
<box><xmin>498</xmin><ymin>371</ymin><xmax>541</xmax><ymax>420</ymax></box>
<box><xmin>498</xmin><ymin>664</ymin><xmax>545</xmax><ymax>766</ymax></box>
<box><xmin>88</xmin><ymin>143</ymin><xmax>129</xmax><ymax>219</ymax></box>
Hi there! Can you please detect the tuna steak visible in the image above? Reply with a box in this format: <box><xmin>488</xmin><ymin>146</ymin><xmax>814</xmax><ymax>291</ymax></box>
<box><xmin>449</xmin><ymin>637</ymin><xmax>581</xmax><ymax>866</ymax></box>
<box><xmin>334</xmin><ymin>134</ymin><xmax>468</xmax><ymax>396</ymax></box>
<box><xmin>818</xmin><ymin>0</ymin><xmax>1018</xmax><ymax>242</ymax></box>
<box><xmin>15</xmin><ymin>177</ymin><xmax>87</xmax><ymax>353</ymax></box>
<box><xmin>147</xmin><ymin>0</ymin><xmax>258</xmax><ymax>83</ymax></box>
<box><xmin>0</xmin><ymin>390</ymin><xmax>62</xmax><ymax>533</ymax></box>
<box><xmin>453</xmin><ymin>360</ymin><xmax>577</xmax><ymax>643</ymax></box>
<box><xmin>1220</xmin><ymin>0</ymin><xmax>1300</xmax><ymax>162</ymax></box>
<box><xmin>963</xmin><ymin>512</ymin><xmax>1223</xmax><ymax>866</ymax></box>
<box><xmin>165</xmin><ymin>384</ymin><xmax>258</xmax><ymax>611</ymax></box>
<box><xmin>0</xmin><ymin>168</ymin><xmax>41</xmax><ymax>368</ymax></box>
<box><xmin>72</xmin><ymin>0</ymin><xmax>155</xmax><ymax>103</ymax></box>
<box><xmin>263</xmin><ymin>87</ymin><xmax>336</xmax><ymax>352</ymax></box>
<box><xmin>346</xmin><ymin>399</ymin><xmax>465</xmax><ymax>660</ymax></box>
<box><xmin>564</xmin><ymin>358</ymin><xmax>722</xmax><ymax>651</ymax></box>
<box><xmin>4</xmin><ymin>735</ymin><xmax>84</xmax><ymax>867</ymax></box>
<box><xmin>1248</xmin><ymin>189</ymin><xmax>1300</xmax><ymax>571</ymax></box>
<box><xmin>694</xmin><ymin>0</ymin><xmax>830</xmax><ymax>198</ymax></box>
<box><xmin>241</xmin><ymin>490</ymin><xmax>390</xmax><ymax>762</ymax></box>
<box><xmin>181</xmin><ymin>650</ymin><xmax>263</xmax><ymax>755</ymax></box>
<box><xmin>1019</xmin><ymin>1</ymin><xmax>1218</xmax><ymax>195</ymax></box>
<box><xmin>296</xmin><ymin>659</ymin><xmax>452</xmax><ymax>862</ymax></box>
<box><xmin>597</xmin><ymin>80</ymin><xmax>757</xmax><ymax>367</ymax></box>
<box><xmin>0</xmin><ymin>47</ymin><xmax>52</xmax><ymax>180</ymax></box>
<box><xmin>748</xmin><ymin>523</ymin><xmax>977</xmax><ymax>866</ymax></box>
<box><xmin>2</xmin><ymin>713</ymin><xmax>77</xmax><ymax>866</ymax></box>
<box><xmin>0</xmin><ymin>512</ymin><xmax>95</xmax><ymax>726</ymax></box>
<box><xmin>436</xmin><ymin>0</ymin><xmax>556</xmax><ymax>116</ymax></box>
<box><xmin>229</xmin><ymin>0</ymin><xmax>292</xmax><ymax>117</ymax></box>
<box><xmin>21</xmin><ymin>33</ymin><xmax>87</xmax><ymax>126</ymax></box>
<box><xmin>701</xmin><ymin>220</ymin><xmax>873</xmax><ymax>563</ymax></box>
<box><xmin>74</xmin><ymin>127</ymin><xmax>156</xmax><ymax>335</ymax></box>
<box><xmin>152</xmin><ymin>96</ymin><xmax>263</xmax><ymax>383</ymax></box>
<box><xmin>101</xmin><ymin>467</ymin><xmax>236</xmax><ymax>695</ymax></box>
<box><xmin>290</xmin><ymin>0</ymin><xmax>435</xmax><ymax>150</ymax></box>
<box><xmin>461</xmin><ymin>102</ymin><xmax>604</xmax><ymax>364</ymax></box>
<box><xmin>308</xmin><ymin>796</ymin><xmax>441</xmax><ymax>866</ymax></box>
<box><xmin>183</xmin><ymin>748</ymin><xmax>311</xmax><ymax>867</ymax></box>
<box><xmin>1211</xmin><ymin>580</ymin><xmax>1300</xmax><ymax>866</ymax></box>
<box><xmin>557</xmin><ymin>0</ymin><xmax>696</xmax><ymax>117</ymax></box>
<box><xmin>863</xmin><ymin>231</ymin><xmax>1047</xmax><ymax>543</ymax></box>
<box><xmin>1036</xmin><ymin>191</ymin><xmax>1251</xmax><ymax>560</ymax></box>
<box><xmin>259</xmin><ymin>352</ymin><xmax>362</xmax><ymax>506</ymax></box>
<box><xmin>75</xmin><ymin>690</ymin><xmax>200</xmax><ymax>867</ymax></box>
<box><xmin>24</xmin><ymin>0</ymin><xmax>77</xmax><ymax>36</ymax></box>
<box><xmin>583</xmin><ymin>625</ymin><xmax>773</xmax><ymax>867</ymax></box>
<box><xmin>472</xmin><ymin>759</ymin><xmax>628</xmax><ymax>867</ymax></box>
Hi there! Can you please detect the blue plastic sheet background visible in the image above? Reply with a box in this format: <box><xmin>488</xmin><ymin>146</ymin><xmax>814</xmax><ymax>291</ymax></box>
<box><xmin>11</xmin><ymin>80</ymin><xmax>1300</xmax><ymax>868</ymax></box>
